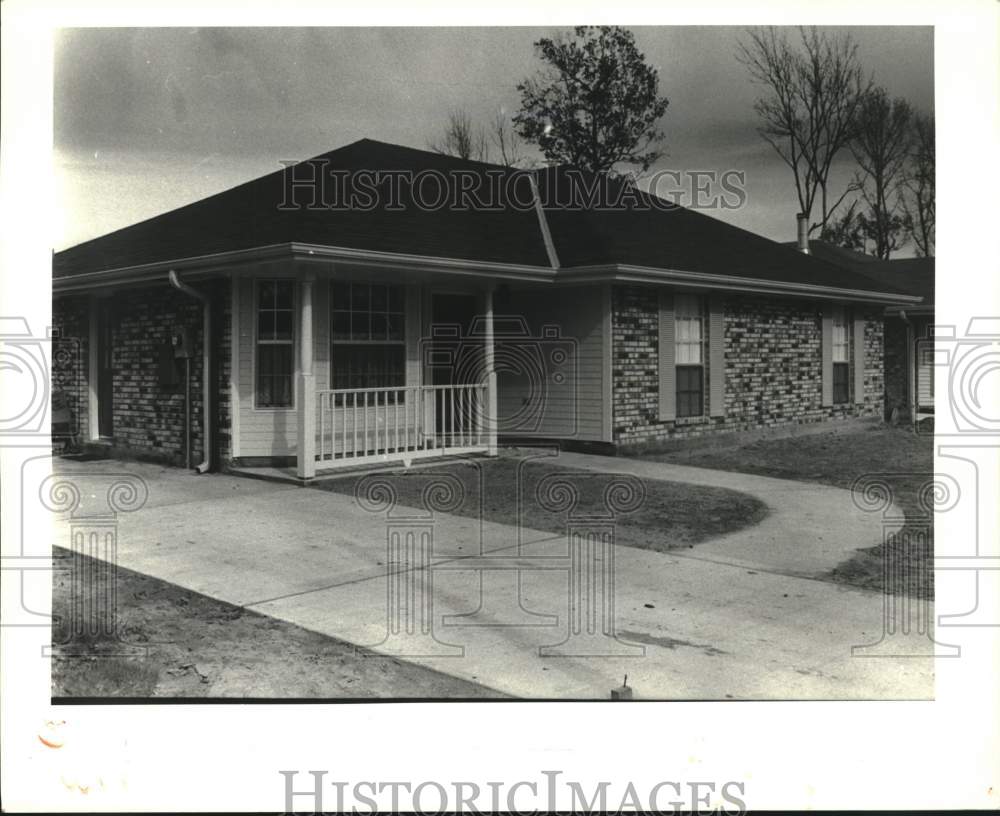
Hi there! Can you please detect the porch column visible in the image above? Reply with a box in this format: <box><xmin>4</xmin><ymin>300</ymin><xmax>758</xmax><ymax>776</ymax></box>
<box><xmin>484</xmin><ymin>283</ymin><xmax>498</xmax><ymax>456</ymax></box>
<box><xmin>297</xmin><ymin>272</ymin><xmax>316</xmax><ymax>480</ymax></box>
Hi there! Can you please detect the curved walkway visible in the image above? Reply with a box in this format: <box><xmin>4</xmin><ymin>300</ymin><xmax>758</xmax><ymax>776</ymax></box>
<box><xmin>554</xmin><ymin>451</ymin><xmax>901</xmax><ymax>578</ymax></box>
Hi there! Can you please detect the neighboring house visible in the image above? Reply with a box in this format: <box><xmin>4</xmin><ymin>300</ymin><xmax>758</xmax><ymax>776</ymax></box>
<box><xmin>787</xmin><ymin>240</ymin><xmax>935</xmax><ymax>426</ymax></box>
<box><xmin>52</xmin><ymin>139</ymin><xmax>921</xmax><ymax>478</ymax></box>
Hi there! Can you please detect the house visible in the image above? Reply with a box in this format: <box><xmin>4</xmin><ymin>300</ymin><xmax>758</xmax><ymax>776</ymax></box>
<box><xmin>52</xmin><ymin>138</ymin><xmax>922</xmax><ymax>478</ymax></box>
<box><xmin>786</xmin><ymin>239</ymin><xmax>935</xmax><ymax>427</ymax></box>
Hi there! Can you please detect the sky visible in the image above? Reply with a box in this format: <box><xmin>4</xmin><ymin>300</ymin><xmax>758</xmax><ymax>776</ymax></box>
<box><xmin>54</xmin><ymin>26</ymin><xmax>934</xmax><ymax>252</ymax></box>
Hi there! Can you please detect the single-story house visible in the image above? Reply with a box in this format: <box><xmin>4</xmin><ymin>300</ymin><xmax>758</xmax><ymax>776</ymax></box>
<box><xmin>787</xmin><ymin>240</ymin><xmax>935</xmax><ymax>427</ymax></box>
<box><xmin>52</xmin><ymin>138</ymin><xmax>922</xmax><ymax>478</ymax></box>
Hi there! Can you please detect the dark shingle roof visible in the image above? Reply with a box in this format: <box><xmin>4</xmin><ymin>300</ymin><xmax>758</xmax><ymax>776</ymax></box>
<box><xmin>53</xmin><ymin>138</ymin><xmax>912</xmax><ymax>298</ymax></box>
<box><xmin>782</xmin><ymin>239</ymin><xmax>934</xmax><ymax>304</ymax></box>
<box><xmin>54</xmin><ymin>139</ymin><xmax>550</xmax><ymax>278</ymax></box>
<box><xmin>536</xmin><ymin>166</ymin><xmax>909</xmax><ymax>295</ymax></box>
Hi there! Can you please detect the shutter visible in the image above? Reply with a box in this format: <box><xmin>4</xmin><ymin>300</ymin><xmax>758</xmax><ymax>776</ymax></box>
<box><xmin>708</xmin><ymin>294</ymin><xmax>725</xmax><ymax>417</ymax></box>
<box><xmin>821</xmin><ymin>304</ymin><xmax>834</xmax><ymax>407</ymax></box>
<box><xmin>853</xmin><ymin>316</ymin><xmax>866</xmax><ymax>404</ymax></box>
<box><xmin>658</xmin><ymin>291</ymin><xmax>676</xmax><ymax>421</ymax></box>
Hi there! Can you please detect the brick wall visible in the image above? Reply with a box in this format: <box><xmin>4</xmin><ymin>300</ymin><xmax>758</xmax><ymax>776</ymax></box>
<box><xmin>51</xmin><ymin>295</ymin><xmax>91</xmax><ymax>441</ymax></box>
<box><xmin>612</xmin><ymin>285</ymin><xmax>885</xmax><ymax>446</ymax></box>
<box><xmin>50</xmin><ymin>278</ymin><xmax>231</xmax><ymax>465</ymax></box>
<box><xmin>883</xmin><ymin>317</ymin><xmax>908</xmax><ymax>421</ymax></box>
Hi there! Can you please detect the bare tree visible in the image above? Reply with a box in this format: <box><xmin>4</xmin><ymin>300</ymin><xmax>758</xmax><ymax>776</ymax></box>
<box><xmin>428</xmin><ymin>109</ymin><xmax>489</xmax><ymax>162</ymax></box>
<box><xmin>848</xmin><ymin>87</ymin><xmax>913</xmax><ymax>259</ymax></box>
<box><xmin>737</xmin><ymin>26</ymin><xmax>871</xmax><ymax>235</ymax></box>
<box><xmin>901</xmin><ymin>113</ymin><xmax>935</xmax><ymax>257</ymax></box>
<box><xmin>490</xmin><ymin>109</ymin><xmax>527</xmax><ymax>168</ymax></box>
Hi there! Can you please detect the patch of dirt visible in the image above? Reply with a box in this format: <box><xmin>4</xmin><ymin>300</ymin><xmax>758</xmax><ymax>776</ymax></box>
<box><xmin>315</xmin><ymin>457</ymin><xmax>768</xmax><ymax>553</ymax></box>
<box><xmin>51</xmin><ymin>547</ymin><xmax>508</xmax><ymax>699</ymax></box>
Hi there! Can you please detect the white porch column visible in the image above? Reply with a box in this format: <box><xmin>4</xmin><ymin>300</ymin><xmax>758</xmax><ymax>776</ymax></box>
<box><xmin>296</xmin><ymin>272</ymin><xmax>316</xmax><ymax>479</ymax></box>
<box><xmin>484</xmin><ymin>283</ymin><xmax>498</xmax><ymax>456</ymax></box>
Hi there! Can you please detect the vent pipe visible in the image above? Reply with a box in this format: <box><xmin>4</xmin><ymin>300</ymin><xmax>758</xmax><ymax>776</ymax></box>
<box><xmin>796</xmin><ymin>213</ymin><xmax>810</xmax><ymax>254</ymax></box>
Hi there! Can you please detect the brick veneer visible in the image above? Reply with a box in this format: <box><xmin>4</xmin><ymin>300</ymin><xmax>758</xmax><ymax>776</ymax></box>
<box><xmin>51</xmin><ymin>295</ymin><xmax>91</xmax><ymax>441</ymax></box>
<box><xmin>51</xmin><ymin>278</ymin><xmax>231</xmax><ymax>465</ymax></box>
<box><xmin>612</xmin><ymin>285</ymin><xmax>885</xmax><ymax>446</ymax></box>
<box><xmin>883</xmin><ymin>317</ymin><xmax>909</xmax><ymax>422</ymax></box>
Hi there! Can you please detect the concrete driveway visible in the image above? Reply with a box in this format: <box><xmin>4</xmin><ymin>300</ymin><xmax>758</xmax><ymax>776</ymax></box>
<box><xmin>48</xmin><ymin>455</ymin><xmax>935</xmax><ymax>699</ymax></box>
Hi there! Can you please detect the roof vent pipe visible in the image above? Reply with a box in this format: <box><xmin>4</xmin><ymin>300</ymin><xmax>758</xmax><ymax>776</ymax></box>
<box><xmin>796</xmin><ymin>213</ymin><xmax>811</xmax><ymax>254</ymax></box>
<box><xmin>168</xmin><ymin>269</ymin><xmax>212</xmax><ymax>474</ymax></box>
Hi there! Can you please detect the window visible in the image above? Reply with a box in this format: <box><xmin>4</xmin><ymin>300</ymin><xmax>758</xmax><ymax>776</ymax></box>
<box><xmin>256</xmin><ymin>279</ymin><xmax>294</xmax><ymax>408</ymax></box>
<box><xmin>675</xmin><ymin>293</ymin><xmax>704</xmax><ymax>418</ymax></box>
<box><xmin>832</xmin><ymin>306</ymin><xmax>850</xmax><ymax>404</ymax></box>
<box><xmin>331</xmin><ymin>282</ymin><xmax>405</xmax><ymax>401</ymax></box>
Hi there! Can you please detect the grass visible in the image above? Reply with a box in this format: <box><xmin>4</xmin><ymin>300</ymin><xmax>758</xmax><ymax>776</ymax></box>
<box><xmin>639</xmin><ymin>425</ymin><xmax>934</xmax><ymax>598</ymax></box>
<box><xmin>313</xmin><ymin>453</ymin><xmax>769</xmax><ymax>553</ymax></box>
<box><xmin>51</xmin><ymin>546</ymin><xmax>508</xmax><ymax>699</ymax></box>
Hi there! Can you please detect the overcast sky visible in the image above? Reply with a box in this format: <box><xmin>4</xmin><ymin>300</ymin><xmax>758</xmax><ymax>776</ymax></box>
<box><xmin>54</xmin><ymin>26</ymin><xmax>933</xmax><ymax>252</ymax></box>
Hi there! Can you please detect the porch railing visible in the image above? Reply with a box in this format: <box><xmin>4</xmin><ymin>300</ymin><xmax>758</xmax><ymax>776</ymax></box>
<box><xmin>316</xmin><ymin>383</ymin><xmax>489</xmax><ymax>470</ymax></box>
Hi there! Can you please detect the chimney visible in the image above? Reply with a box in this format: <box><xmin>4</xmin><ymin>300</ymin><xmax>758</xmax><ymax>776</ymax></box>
<box><xmin>796</xmin><ymin>213</ymin><xmax>810</xmax><ymax>254</ymax></box>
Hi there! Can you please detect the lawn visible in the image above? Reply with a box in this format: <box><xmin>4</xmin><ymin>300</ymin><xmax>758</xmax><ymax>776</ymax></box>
<box><xmin>51</xmin><ymin>546</ymin><xmax>508</xmax><ymax>699</ymax></box>
<box><xmin>314</xmin><ymin>453</ymin><xmax>768</xmax><ymax>553</ymax></box>
<box><xmin>639</xmin><ymin>425</ymin><xmax>934</xmax><ymax>598</ymax></box>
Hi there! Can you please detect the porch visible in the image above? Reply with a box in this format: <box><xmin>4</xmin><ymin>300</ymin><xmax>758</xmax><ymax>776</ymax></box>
<box><xmin>232</xmin><ymin>264</ymin><xmax>501</xmax><ymax>480</ymax></box>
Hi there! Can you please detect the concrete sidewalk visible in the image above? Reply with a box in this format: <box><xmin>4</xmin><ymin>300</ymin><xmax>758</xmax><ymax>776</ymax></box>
<box><xmin>48</xmin><ymin>456</ymin><xmax>935</xmax><ymax>700</ymax></box>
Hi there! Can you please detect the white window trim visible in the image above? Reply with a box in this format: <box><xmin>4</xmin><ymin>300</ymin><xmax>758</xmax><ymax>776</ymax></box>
<box><xmin>253</xmin><ymin>277</ymin><xmax>297</xmax><ymax>411</ymax></box>
<box><xmin>674</xmin><ymin>293</ymin><xmax>707</xmax><ymax>419</ymax></box>
<box><xmin>329</xmin><ymin>280</ymin><xmax>407</xmax><ymax>393</ymax></box>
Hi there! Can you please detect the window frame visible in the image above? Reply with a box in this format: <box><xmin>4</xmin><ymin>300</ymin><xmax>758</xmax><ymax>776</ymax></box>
<box><xmin>674</xmin><ymin>293</ymin><xmax>706</xmax><ymax>419</ymax></box>
<box><xmin>330</xmin><ymin>281</ymin><xmax>407</xmax><ymax>404</ymax></box>
<box><xmin>253</xmin><ymin>278</ymin><xmax>296</xmax><ymax>410</ymax></box>
<box><xmin>831</xmin><ymin>305</ymin><xmax>850</xmax><ymax>405</ymax></box>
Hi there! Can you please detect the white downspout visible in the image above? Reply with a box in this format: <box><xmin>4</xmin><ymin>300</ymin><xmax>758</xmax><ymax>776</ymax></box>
<box><xmin>168</xmin><ymin>269</ymin><xmax>213</xmax><ymax>473</ymax></box>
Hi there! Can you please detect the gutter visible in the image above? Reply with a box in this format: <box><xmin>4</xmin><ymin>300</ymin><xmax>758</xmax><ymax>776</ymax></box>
<box><xmin>58</xmin><ymin>244</ymin><xmax>921</xmax><ymax>306</ymax></box>
<box><xmin>558</xmin><ymin>263</ymin><xmax>925</xmax><ymax>306</ymax></box>
<box><xmin>168</xmin><ymin>269</ymin><xmax>212</xmax><ymax>474</ymax></box>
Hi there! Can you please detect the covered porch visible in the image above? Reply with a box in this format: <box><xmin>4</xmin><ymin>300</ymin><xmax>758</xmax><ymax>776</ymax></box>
<box><xmin>231</xmin><ymin>258</ymin><xmax>504</xmax><ymax>480</ymax></box>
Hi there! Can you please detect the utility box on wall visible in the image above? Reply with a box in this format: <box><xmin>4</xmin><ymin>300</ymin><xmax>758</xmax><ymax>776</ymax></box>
<box><xmin>158</xmin><ymin>327</ymin><xmax>192</xmax><ymax>387</ymax></box>
<box><xmin>171</xmin><ymin>326</ymin><xmax>192</xmax><ymax>359</ymax></box>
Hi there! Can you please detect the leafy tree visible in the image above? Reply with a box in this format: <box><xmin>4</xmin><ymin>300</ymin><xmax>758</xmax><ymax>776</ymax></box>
<box><xmin>738</xmin><ymin>27</ymin><xmax>871</xmax><ymax>235</ymax></box>
<box><xmin>901</xmin><ymin>113</ymin><xmax>935</xmax><ymax>257</ymax></box>
<box><xmin>513</xmin><ymin>26</ymin><xmax>669</xmax><ymax>174</ymax></box>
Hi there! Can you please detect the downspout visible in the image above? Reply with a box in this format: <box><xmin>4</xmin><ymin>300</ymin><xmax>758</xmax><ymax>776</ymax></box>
<box><xmin>898</xmin><ymin>309</ymin><xmax>914</xmax><ymax>428</ymax></box>
<box><xmin>168</xmin><ymin>269</ymin><xmax>212</xmax><ymax>473</ymax></box>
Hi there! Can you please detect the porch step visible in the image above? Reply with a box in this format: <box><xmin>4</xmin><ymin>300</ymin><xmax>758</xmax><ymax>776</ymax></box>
<box><xmin>227</xmin><ymin>451</ymin><xmax>495</xmax><ymax>486</ymax></box>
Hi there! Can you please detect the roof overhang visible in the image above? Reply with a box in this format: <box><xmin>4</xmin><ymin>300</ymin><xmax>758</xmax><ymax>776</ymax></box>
<box><xmin>53</xmin><ymin>244</ymin><xmax>923</xmax><ymax>306</ymax></box>
<box><xmin>52</xmin><ymin>242</ymin><xmax>558</xmax><ymax>293</ymax></box>
<box><xmin>556</xmin><ymin>263</ymin><xmax>925</xmax><ymax>306</ymax></box>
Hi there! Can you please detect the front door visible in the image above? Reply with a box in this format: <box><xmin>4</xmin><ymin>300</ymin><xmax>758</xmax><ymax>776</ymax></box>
<box><xmin>97</xmin><ymin>299</ymin><xmax>114</xmax><ymax>438</ymax></box>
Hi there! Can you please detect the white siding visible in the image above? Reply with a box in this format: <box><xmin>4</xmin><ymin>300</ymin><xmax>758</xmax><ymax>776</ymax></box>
<box><xmin>496</xmin><ymin>285</ymin><xmax>608</xmax><ymax>442</ymax></box>
<box><xmin>236</xmin><ymin>266</ymin><xmax>426</xmax><ymax>458</ymax></box>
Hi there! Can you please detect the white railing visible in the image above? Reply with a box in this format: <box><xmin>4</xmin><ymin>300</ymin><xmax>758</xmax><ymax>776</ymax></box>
<box><xmin>316</xmin><ymin>383</ymin><xmax>489</xmax><ymax>470</ymax></box>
